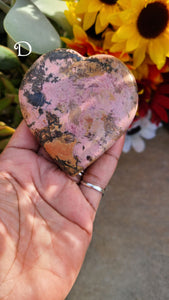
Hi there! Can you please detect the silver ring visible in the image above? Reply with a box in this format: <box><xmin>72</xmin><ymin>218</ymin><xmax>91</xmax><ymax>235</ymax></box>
<box><xmin>80</xmin><ymin>180</ymin><xmax>105</xmax><ymax>195</ymax></box>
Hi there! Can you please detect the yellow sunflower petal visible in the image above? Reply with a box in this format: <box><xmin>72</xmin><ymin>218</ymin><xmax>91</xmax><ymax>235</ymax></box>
<box><xmin>111</xmin><ymin>25</ymin><xmax>134</xmax><ymax>42</ymax></box>
<box><xmin>117</xmin><ymin>9</ymin><xmax>136</xmax><ymax>24</ymax></box>
<box><xmin>73</xmin><ymin>25</ymin><xmax>88</xmax><ymax>42</ymax></box>
<box><xmin>103</xmin><ymin>31</ymin><xmax>114</xmax><ymax>50</ymax></box>
<box><xmin>88</xmin><ymin>0</ymin><xmax>102</xmax><ymax>13</ymax></box>
<box><xmin>133</xmin><ymin>43</ymin><xmax>147</xmax><ymax>68</ymax></box>
<box><xmin>75</xmin><ymin>0</ymin><xmax>90</xmax><ymax>14</ymax></box>
<box><xmin>110</xmin><ymin>42</ymin><xmax>125</xmax><ymax>53</ymax></box>
<box><xmin>109</xmin><ymin>12</ymin><xmax>123</xmax><ymax>27</ymax></box>
<box><xmin>126</xmin><ymin>30</ymin><xmax>141</xmax><ymax>52</ymax></box>
<box><xmin>148</xmin><ymin>39</ymin><xmax>166</xmax><ymax>69</ymax></box>
<box><xmin>160</xmin><ymin>33</ymin><xmax>169</xmax><ymax>56</ymax></box>
<box><xmin>131</xmin><ymin>0</ymin><xmax>144</xmax><ymax>8</ymax></box>
<box><xmin>98</xmin><ymin>6</ymin><xmax>110</xmax><ymax>27</ymax></box>
<box><xmin>61</xmin><ymin>36</ymin><xmax>72</xmax><ymax>45</ymax></box>
<box><xmin>83</xmin><ymin>12</ymin><xmax>97</xmax><ymax>31</ymax></box>
<box><xmin>118</xmin><ymin>0</ymin><xmax>130</xmax><ymax>9</ymax></box>
<box><xmin>64</xmin><ymin>9</ymin><xmax>80</xmax><ymax>26</ymax></box>
<box><xmin>95</xmin><ymin>13</ymin><xmax>107</xmax><ymax>34</ymax></box>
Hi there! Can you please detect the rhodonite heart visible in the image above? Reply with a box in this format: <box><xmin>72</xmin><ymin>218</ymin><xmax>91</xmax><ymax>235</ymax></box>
<box><xmin>19</xmin><ymin>48</ymin><xmax>138</xmax><ymax>176</ymax></box>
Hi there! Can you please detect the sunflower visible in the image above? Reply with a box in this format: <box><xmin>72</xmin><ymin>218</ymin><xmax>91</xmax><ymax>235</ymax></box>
<box><xmin>75</xmin><ymin>0</ymin><xmax>122</xmax><ymax>34</ymax></box>
<box><xmin>110</xmin><ymin>0</ymin><xmax>169</xmax><ymax>70</ymax></box>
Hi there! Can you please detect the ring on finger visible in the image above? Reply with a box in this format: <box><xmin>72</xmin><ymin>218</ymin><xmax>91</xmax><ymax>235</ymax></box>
<box><xmin>80</xmin><ymin>180</ymin><xmax>105</xmax><ymax>196</ymax></box>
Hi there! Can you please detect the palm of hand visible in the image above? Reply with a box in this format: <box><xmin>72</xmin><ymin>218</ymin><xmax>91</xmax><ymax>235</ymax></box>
<box><xmin>0</xmin><ymin>121</ymin><xmax>124</xmax><ymax>300</ymax></box>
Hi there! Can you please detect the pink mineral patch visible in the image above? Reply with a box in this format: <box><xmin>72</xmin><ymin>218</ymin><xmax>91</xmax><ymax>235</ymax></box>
<box><xmin>19</xmin><ymin>48</ymin><xmax>138</xmax><ymax>175</ymax></box>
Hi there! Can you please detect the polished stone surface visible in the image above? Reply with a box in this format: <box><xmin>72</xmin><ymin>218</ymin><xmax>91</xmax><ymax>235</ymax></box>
<box><xmin>67</xmin><ymin>127</ymin><xmax>169</xmax><ymax>300</ymax></box>
<box><xmin>19</xmin><ymin>48</ymin><xmax>138</xmax><ymax>176</ymax></box>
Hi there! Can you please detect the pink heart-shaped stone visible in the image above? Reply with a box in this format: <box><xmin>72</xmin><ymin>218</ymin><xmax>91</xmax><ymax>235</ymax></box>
<box><xmin>19</xmin><ymin>49</ymin><xmax>138</xmax><ymax>175</ymax></box>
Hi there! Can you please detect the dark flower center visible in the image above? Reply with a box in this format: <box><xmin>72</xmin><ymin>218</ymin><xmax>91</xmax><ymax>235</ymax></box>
<box><xmin>86</xmin><ymin>24</ymin><xmax>103</xmax><ymax>40</ymax></box>
<box><xmin>137</xmin><ymin>2</ymin><xmax>169</xmax><ymax>39</ymax></box>
<box><xmin>86</xmin><ymin>23</ymin><xmax>113</xmax><ymax>40</ymax></box>
<box><xmin>100</xmin><ymin>0</ymin><xmax>117</xmax><ymax>4</ymax></box>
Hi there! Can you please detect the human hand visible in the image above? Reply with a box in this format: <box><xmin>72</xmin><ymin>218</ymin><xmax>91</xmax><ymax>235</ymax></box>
<box><xmin>0</xmin><ymin>120</ymin><xmax>124</xmax><ymax>300</ymax></box>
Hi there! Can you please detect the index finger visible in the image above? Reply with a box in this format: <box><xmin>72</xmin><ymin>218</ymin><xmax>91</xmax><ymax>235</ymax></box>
<box><xmin>5</xmin><ymin>120</ymin><xmax>39</xmax><ymax>152</ymax></box>
<box><xmin>79</xmin><ymin>135</ymin><xmax>125</xmax><ymax>211</ymax></box>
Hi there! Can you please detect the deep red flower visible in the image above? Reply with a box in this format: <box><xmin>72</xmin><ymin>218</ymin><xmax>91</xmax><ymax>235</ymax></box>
<box><xmin>150</xmin><ymin>83</ymin><xmax>169</xmax><ymax>124</ymax></box>
<box><xmin>137</xmin><ymin>80</ymin><xmax>151</xmax><ymax>118</ymax></box>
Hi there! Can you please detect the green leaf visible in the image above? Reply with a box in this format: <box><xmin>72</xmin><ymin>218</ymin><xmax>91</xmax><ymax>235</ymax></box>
<box><xmin>12</xmin><ymin>104</ymin><xmax>22</xmax><ymax>127</ymax></box>
<box><xmin>0</xmin><ymin>75</ymin><xmax>17</xmax><ymax>94</ymax></box>
<box><xmin>0</xmin><ymin>45</ymin><xmax>20</xmax><ymax>71</ymax></box>
<box><xmin>32</xmin><ymin>0</ymin><xmax>67</xmax><ymax>18</ymax></box>
<box><xmin>32</xmin><ymin>0</ymin><xmax>73</xmax><ymax>37</ymax></box>
<box><xmin>0</xmin><ymin>97</ymin><xmax>12</xmax><ymax>112</ymax></box>
<box><xmin>3</xmin><ymin>0</ymin><xmax>61</xmax><ymax>54</ymax></box>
